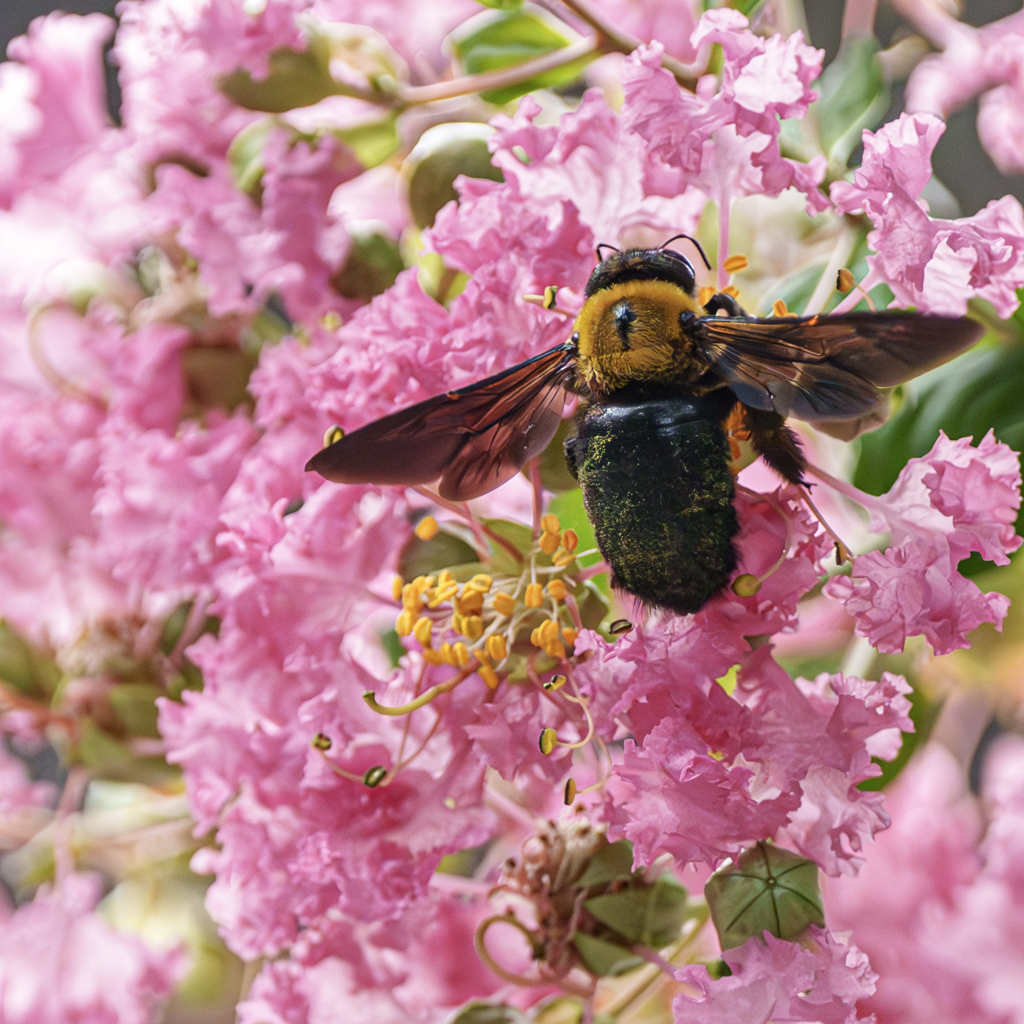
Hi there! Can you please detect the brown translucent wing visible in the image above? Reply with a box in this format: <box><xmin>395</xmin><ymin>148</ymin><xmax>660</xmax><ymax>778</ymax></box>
<box><xmin>305</xmin><ymin>344</ymin><xmax>574</xmax><ymax>501</ymax></box>
<box><xmin>697</xmin><ymin>311</ymin><xmax>984</xmax><ymax>422</ymax></box>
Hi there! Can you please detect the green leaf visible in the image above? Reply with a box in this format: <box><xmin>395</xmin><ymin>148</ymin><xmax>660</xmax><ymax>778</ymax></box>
<box><xmin>399</xmin><ymin>529</ymin><xmax>479</xmax><ymax>581</ymax></box>
<box><xmin>407</xmin><ymin>132</ymin><xmax>504</xmax><ymax>229</ymax></box>
<box><xmin>575</xmin><ymin>838</ymin><xmax>635</xmax><ymax>887</ymax></box>
<box><xmin>570</xmin><ymin>932</ymin><xmax>644</xmax><ymax>977</ymax></box>
<box><xmin>228</xmin><ymin>118</ymin><xmax>275</xmax><ymax>197</ymax></box>
<box><xmin>813</xmin><ymin>35</ymin><xmax>890</xmax><ymax>172</ymax></box>
<box><xmin>854</xmin><ymin>339</ymin><xmax>1024</xmax><ymax>499</ymax></box>
<box><xmin>482</xmin><ymin>518</ymin><xmax>533</xmax><ymax>574</ymax></box>
<box><xmin>705</xmin><ymin>841</ymin><xmax>824</xmax><ymax>951</ymax></box>
<box><xmin>449</xmin><ymin>1003</ymin><xmax>532</xmax><ymax>1024</ymax></box>
<box><xmin>334</xmin><ymin>114</ymin><xmax>400</xmax><ymax>169</ymax></box>
<box><xmin>220</xmin><ymin>40</ymin><xmax>342</xmax><ymax>113</ymax></box>
<box><xmin>0</xmin><ymin>620</ymin><xmax>60</xmax><ymax>697</ymax></box>
<box><xmin>451</xmin><ymin>10</ymin><xmax>592</xmax><ymax>104</ymax></box>
<box><xmin>109</xmin><ymin>683</ymin><xmax>161</xmax><ymax>738</ymax></box>
<box><xmin>585</xmin><ymin>874</ymin><xmax>690</xmax><ymax>948</ymax></box>
<box><xmin>475</xmin><ymin>0</ymin><xmax>524</xmax><ymax>8</ymax></box>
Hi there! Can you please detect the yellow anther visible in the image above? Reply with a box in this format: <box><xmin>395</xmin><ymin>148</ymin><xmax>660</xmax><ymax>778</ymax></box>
<box><xmin>453</xmin><ymin>641</ymin><xmax>471</xmax><ymax>667</ymax></box>
<box><xmin>723</xmin><ymin>254</ymin><xmax>748</xmax><ymax>274</ymax></box>
<box><xmin>530</xmin><ymin>625</ymin><xmax>542</xmax><ymax>647</ymax></box>
<box><xmin>539</xmin><ymin>728</ymin><xmax>558</xmax><ymax>755</ymax></box>
<box><xmin>544</xmin><ymin>639</ymin><xmax>566</xmax><ymax>659</ymax></box>
<box><xmin>609</xmin><ymin>619</ymin><xmax>633</xmax><ymax>635</ymax></box>
<box><xmin>731</xmin><ymin>573</ymin><xmax>761</xmax><ymax>597</ymax></box>
<box><xmin>312</xmin><ymin>732</ymin><xmax>332</xmax><ymax>751</ymax></box>
<box><xmin>485</xmin><ymin>634</ymin><xmax>508</xmax><ymax>662</ymax></box>
<box><xmin>427</xmin><ymin>582</ymin><xmax>459</xmax><ymax>608</ymax></box>
<box><xmin>479</xmin><ymin>663</ymin><xmax>500</xmax><ymax>689</ymax></box>
<box><xmin>412</xmin><ymin>575</ymin><xmax>435</xmax><ymax>594</ymax></box>
<box><xmin>772</xmin><ymin>298</ymin><xmax>789</xmax><ymax>317</ymax></box>
<box><xmin>525</xmin><ymin>583</ymin><xmax>544</xmax><ymax>608</ymax></box>
<box><xmin>543</xmin><ymin>285</ymin><xmax>559</xmax><ymax>310</ymax></box>
<box><xmin>440</xmin><ymin>642</ymin><xmax>457</xmax><ymax>666</ymax></box>
<box><xmin>414</xmin><ymin>516</ymin><xmax>439</xmax><ymax>541</ymax></box>
<box><xmin>463</xmin><ymin>615</ymin><xmax>484</xmax><ymax>641</ymax></box>
<box><xmin>546</xmin><ymin>579</ymin><xmax>568</xmax><ymax>601</ymax></box>
<box><xmin>452</xmin><ymin>613</ymin><xmax>466</xmax><ymax>636</ymax></box>
<box><xmin>561</xmin><ymin>627</ymin><xmax>579</xmax><ymax>651</ymax></box>
<box><xmin>392</xmin><ymin>576</ymin><xmax>404</xmax><ymax>602</ymax></box>
<box><xmin>493</xmin><ymin>592</ymin><xmax>516</xmax><ymax>617</ymax></box>
<box><xmin>402</xmin><ymin>583</ymin><xmax>423</xmax><ymax>613</ymax></box>
<box><xmin>412</xmin><ymin>616</ymin><xmax>433</xmax><ymax>648</ymax></box>
<box><xmin>539</xmin><ymin>532</ymin><xmax>560</xmax><ymax>555</ymax></box>
<box><xmin>323</xmin><ymin>425</ymin><xmax>345</xmax><ymax>447</ymax></box>
<box><xmin>455</xmin><ymin>588</ymin><xmax>484</xmax><ymax>616</ymax></box>
<box><xmin>560</xmin><ymin>529</ymin><xmax>579</xmax><ymax>552</ymax></box>
<box><xmin>467</xmin><ymin>573</ymin><xmax>493</xmax><ymax>593</ymax></box>
<box><xmin>422</xmin><ymin>648</ymin><xmax>443</xmax><ymax>666</ymax></box>
<box><xmin>698</xmin><ymin>285</ymin><xmax>715</xmax><ymax>307</ymax></box>
<box><xmin>542</xmin><ymin>514</ymin><xmax>561</xmax><ymax>535</ymax></box>
<box><xmin>721</xmin><ymin>285</ymin><xmax>740</xmax><ymax>298</ymax></box>
<box><xmin>836</xmin><ymin>268</ymin><xmax>856</xmax><ymax>293</ymax></box>
<box><xmin>437</xmin><ymin>569</ymin><xmax>454</xmax><ymax>586</ymax></box>
<box><xmin>543</xmin><ymin>674</ymin><xmax>567</xmax><ymax>691</ymax></box>
<box><xmin>396</xmin><ymin>610</ymin><xmax>415</xmax><ymax>636</ymax></box>
<box><xmin>564</xmin><ymin>778</ymin><xmax>577</xmax><ymax>805</ymax></box>
<box><xmin>321</xmin><ymin>311</ymin><xmax>342</xmax><ymax>330</ymax></box>
<box><xmin>552</xmin><ymin>550</ymin><xmax>576</xmax><ymax>567</ymax></box>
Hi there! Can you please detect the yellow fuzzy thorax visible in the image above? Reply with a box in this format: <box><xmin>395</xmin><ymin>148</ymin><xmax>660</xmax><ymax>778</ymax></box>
<box><xmin>572</xmin><ymin>279</ymin><xmax>705</xmax><ymax>394</ymax></box>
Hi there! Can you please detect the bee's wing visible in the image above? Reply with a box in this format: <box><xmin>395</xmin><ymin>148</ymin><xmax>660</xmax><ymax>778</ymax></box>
<box><xmin>697</xmin><ymin>311</ymin><xmax>983</xmax><ymax>422</ymax></box>
<box><xmin>305</xmin><ymin>344</ymin><xmax>574</xmax><ymax>502</ymax></box>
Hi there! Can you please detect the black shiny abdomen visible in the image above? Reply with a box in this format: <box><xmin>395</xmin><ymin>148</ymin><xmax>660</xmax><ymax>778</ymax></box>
<box><xmin>564</xmin><ymin>391</ymin><xmax>738</xmax><ymax>614</ymax></box>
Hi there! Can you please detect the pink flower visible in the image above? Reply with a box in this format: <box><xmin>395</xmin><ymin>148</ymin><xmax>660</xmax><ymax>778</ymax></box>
<box><xmin>831</xmin><ymin>112</ymin><xmax>1024</xmax><ymax>317</ymax></box>
<box><xmin>621</xmin><ymin>12</ymin><xmax>827</xmax><ymax>223</ymax></box>
<box><xmin>0</xmin><ymin>872</ymin><xmax>185</xmax><ymax>1024</ymax></box>
<box><xmin>677</xmin><ymin>927</ymin><xmax>877</xmax><ymax>1024</ymax></box>
<box><xmin>824</xmin><ymin>430</ymin><xmax>1022</xmax><ymax>655</ymax></box>
<box><xmin>824</xmin><ymin>742</ymin><xmax>996</xmax><ymax>1024</ymax></box>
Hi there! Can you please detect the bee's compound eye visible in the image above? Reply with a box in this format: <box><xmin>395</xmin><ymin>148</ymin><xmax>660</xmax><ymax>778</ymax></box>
<box><xmin>571</xmin><ymin>332</ymin><xmax>580</xmax><ymax>343</ymax></box>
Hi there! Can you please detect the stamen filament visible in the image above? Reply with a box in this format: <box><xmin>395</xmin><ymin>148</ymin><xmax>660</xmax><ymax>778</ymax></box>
<box><xmin>363</xmin><ymin>665</ymin><xmax>474</xmax><ymax>716</ymax></box>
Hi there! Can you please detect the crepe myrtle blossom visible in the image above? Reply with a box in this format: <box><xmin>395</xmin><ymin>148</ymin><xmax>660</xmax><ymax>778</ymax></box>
<box><xmin>822</xmin><ymin>430</ymin><xmax>1022</xmax><ymax>655</ymax></box>
<box><xmin>0</xmin><ymin>3</ymin><xmax>1019</xmax><ymax>1024</ymax></box>
<box><xmin>831</xmin><ymin>112</ymin><xmax>1024</xmax><ymax>319</ymax></box>
<box><xmin>0</xmin><ymin>872</ymin><xmax>185</xmax><ymax>1024</ymax></box>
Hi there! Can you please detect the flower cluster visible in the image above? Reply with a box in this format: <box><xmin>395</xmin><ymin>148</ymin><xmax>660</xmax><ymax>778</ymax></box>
<box><xmin>0</xmin><ymin>1</ymin><xmax>1020</xmax><ymax>1023</ymax></box>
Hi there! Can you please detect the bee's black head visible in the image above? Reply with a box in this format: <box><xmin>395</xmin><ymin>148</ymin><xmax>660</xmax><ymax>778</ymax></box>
<box><xmin>585</xmin><ymin>246</ymin><xmax>698</xmax><ymax>298</ymax></box>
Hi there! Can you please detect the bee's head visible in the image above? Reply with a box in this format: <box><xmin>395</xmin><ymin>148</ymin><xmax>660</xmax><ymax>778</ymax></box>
<box><xmin>585</xmin><ymin>247</ymin><xmax>699</xmax><ymax>298</ymax></box>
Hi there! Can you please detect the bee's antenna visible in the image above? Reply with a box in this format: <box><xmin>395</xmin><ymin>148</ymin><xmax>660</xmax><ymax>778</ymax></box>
<box><xmin>595</xmin><ymin>243</ymin><xmax>620</xmax><ymax>262</ymax></box>
<box><xmin>661</xmin><ymin>234</ymin><xmax>711</xmax><ymax>271</ymax></box>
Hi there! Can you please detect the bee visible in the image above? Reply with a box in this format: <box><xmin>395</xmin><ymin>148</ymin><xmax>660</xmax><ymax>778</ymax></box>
<box><xmin>305</xmin><ymin>238</ymin><xmax>982</xmax><ymax>614</ymax></box>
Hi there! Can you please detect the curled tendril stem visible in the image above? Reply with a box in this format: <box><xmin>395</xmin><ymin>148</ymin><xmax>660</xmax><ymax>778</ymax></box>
<box><xmin>734</xmin><ymin>483</ymin><xmax>794</xmax><ymax>583</ymax></box>
<box><xmin>474</xmin><ymin>915</ymin><xmax>547</xmax><ymax>987</ymax></box>
<box><xmin>363</xmin><ymin>665</ymin><xmax>474</xmax><ymax>716</ymax></box>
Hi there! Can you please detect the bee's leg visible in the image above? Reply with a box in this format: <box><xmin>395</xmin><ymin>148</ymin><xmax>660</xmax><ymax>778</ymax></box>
<box><xmin>746</xmin><ymin>408</ymin><xmax>808</xmax><ymax>486</ymax></box>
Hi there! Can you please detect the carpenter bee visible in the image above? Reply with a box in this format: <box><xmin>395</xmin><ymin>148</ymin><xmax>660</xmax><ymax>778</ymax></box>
<box><xmin>305</xmin><ymin>239</ymin><xmax>982</xmax><ymax>614</ymax></box>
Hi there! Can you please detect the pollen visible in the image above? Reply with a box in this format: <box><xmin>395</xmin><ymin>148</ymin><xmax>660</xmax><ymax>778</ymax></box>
<box><xmin>723</xmin><ymin>254</ymin><xmax>748</xmax><ymax>274</ymax></box>
<box><xmin>836</xmin><ymin>268</ymin><xmax>856</xmax><ymax>293</ymax></box>
<box><xmin>539</xmin><ymin>531</ymin><xmax>560</xmax><ymax>555</ymax></box>
<box><xmin>525</xmin><ymin>583</ymin><xmax>544</xmax><ymax>608</ymax></box>
<box><xmin>461</xmin><ymin>615</ymin><xmax>484</xmax><ymax>640</ymax></box>
<box><xmin>396</xmin><ymin>610</ymin><xmax>415</xmax><ymax>636</ymax></box>
<box><xmin>552</xmin><ymin>549</ymin><xmax>576</xmax><ymax>567</ymax></box>
<box><xmin>542</xmin><ymin>514</ymin><xmax>561</xmax><ymax>535</ymax></box>
<box><xmin>414</xmin><ymin>515</ymin><xmax>439</xmax><ymax>541</ymax></box>
<box><xmin>539</xmin><ymin>728</ymin><xmax>557</xmax><ymax>755</ymax></box>
<box><xmin>479</xmin><ymin>661</ymin><xmax>500</xmax><ymax>689</ymax></box>
<box><xmin>698</xmin><ymin>285</ymin><xmax>715</xmax><ymax>307</ymax></box>
<box><xmin>455</xmin><ymin>588</ymin><xmax>483</xmax><ymax>616</ymax></box>
<box><xmin>391</xmin><ymin>576</ymin><xmax>404</xmax><ymax>601</ymax></box>
<box><xmin>561</xmin><ymin>627</ymin><xmax>578</xmax><ymax>651</ymax></box>
<box><xmin>561</xmin><ymin>529</ymin><xmax>578</xmax><ymax>552</ymax></box>
<box><xmin>772</xmin><ymin>298</ymin><xmax>789</xmax><ymax>317</ymax></box>
<box><xmin>546</xmin><ymin>579</ymin><xmax>568</xmax><ymax>601</ymax></box>
<box><xmin>531</xmin><ymin>618</ymin><xmax>566</xmax><ymax>658</ymax></box>
<box><xmin>543</xmin><ymin>674</ymin><xmax>567</xmax><ymax>692</ymax></box>
<box><xmin>467</xmin><ymin>573</ymin><xmax>493</xmax><ymax>593</ymax></box>
<box><xmin>485</xmin><ymin>634</ymin><xmax>508</xmax><ymax>662</ymax></box>
<box><xmin>323</xmin><ymin>424</ymin><xmax>345</xmax><ymax>447</ymax></box>
<box><xmin>721</xmin><ymin>285</ymin><xmax>740</xmax><ymax>298</ymax></box>
<box><xmin>493</xmin><ymin>592</ymin><xmax>516</xmax><ymax>617</ymax></box>
<box><xmin>412</xmin><ymin>616</ymin><xmax>433</xmax><ymax>648</ymax></box>
<box><xmin>453</xmin><ymin>641</ymin><xmax>471</xmax><ymax>667</ymax></box>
